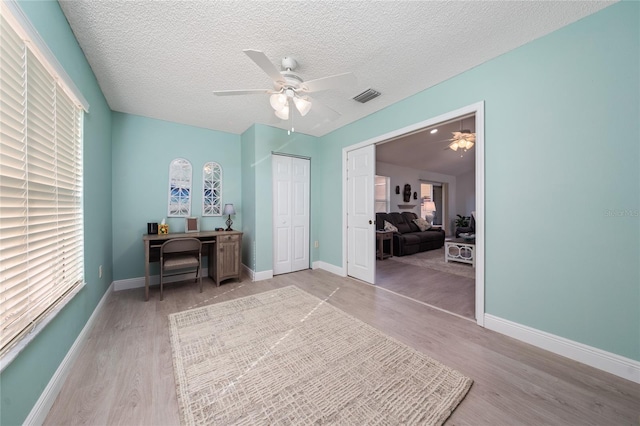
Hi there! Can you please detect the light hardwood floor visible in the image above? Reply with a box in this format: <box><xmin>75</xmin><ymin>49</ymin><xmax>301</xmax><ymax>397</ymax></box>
<box><xmin>376</xmin><ymin>256</ymin><xmax>475</xmax><ymax>320</ymax></box>
<box><xmin>44</xmin><ymin>270</ymin><xmax>639</xmax><ymax>425</ymax></box>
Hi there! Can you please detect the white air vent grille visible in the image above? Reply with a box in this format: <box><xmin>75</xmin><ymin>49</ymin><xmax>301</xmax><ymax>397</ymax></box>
<box><xmin>353</xmin><ymin>88</ymin><xmax>381</xmax><ymax>103</ymax></box>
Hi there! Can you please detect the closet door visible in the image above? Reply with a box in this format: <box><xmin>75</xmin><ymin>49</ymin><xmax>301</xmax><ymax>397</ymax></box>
<box><xmin>273</xmin><ymin>155</ymin><xmax>310</xmax><ymax>275</ymax></box>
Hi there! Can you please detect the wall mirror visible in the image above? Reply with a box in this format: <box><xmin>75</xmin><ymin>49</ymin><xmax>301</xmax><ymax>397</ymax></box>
<box><xmin>168</xmin><ymin>158</ymin><xmax>192</xmax><ymax>217</ymax></box>
<box><xmin>202</xmin><ymin>161</ymin><xmax>222</xmax><ymax>216</ymax></box>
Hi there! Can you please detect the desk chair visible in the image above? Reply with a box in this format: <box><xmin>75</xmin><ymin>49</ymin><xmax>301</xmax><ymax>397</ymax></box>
<box><xmin>159</xmin><ymin>237</ymin><xmax>202</xmax><ymax>300</ymax></box>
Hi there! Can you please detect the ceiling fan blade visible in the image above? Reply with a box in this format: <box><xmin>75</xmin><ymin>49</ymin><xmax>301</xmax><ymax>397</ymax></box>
<box><xmin>300</xmin><ymin>72</ymin><xmax>356</xmax><ymax>93</ymax></box>
<box><xmin>243</xmin><ymin>49</ymin><xmax>285</xmax><ymax>85</ymax></box>
<box><xmin>212</xmin><ymin>89</ymin><xmax>272</xmax><ymax>96</ymax></box>
<box><xmin>309</xmin><ymin>98</ymin><xmax>341</xmax><ymax>121</ymax></box>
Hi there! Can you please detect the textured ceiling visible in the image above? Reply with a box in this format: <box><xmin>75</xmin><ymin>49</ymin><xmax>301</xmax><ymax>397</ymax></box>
<box><xmin>59</xmin><ymin>1</ymin><xmax>613</xmax><ymax>138</ymax></box>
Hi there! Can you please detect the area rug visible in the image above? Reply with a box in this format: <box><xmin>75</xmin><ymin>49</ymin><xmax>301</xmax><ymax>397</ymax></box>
<box><xmin>168</xmin><ymin>286</ymin><xmax>472</xmax><ymax>425</ymax></box>
<box><xmin>389</xmin><ymin>248</ymin><xmax>475</xmax><ymax>280</ymax></box>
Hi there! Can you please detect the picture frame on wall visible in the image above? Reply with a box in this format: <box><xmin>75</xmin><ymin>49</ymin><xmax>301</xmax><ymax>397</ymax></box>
<box><xmin>185</xmin><ymin>217</ymin><xmax>199</xmax><ymax>233</ymax></box>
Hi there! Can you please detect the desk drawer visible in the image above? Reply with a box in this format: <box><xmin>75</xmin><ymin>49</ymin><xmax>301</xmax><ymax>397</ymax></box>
<box><xmin>219</xmin><ymin>234</ymin><xmax>240</xmax><ymax>242</ymax></box>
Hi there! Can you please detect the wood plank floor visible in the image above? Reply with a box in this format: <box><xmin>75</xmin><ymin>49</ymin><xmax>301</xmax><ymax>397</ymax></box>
<box><xmin>44</xmin><ymin>270</ymin><xmax>640</xmax><ymax>425</ymax></box>
<box><xmin>376</xmin><ymin>255</ymin><xmax>475</xmax><ymax>320</ymax></box>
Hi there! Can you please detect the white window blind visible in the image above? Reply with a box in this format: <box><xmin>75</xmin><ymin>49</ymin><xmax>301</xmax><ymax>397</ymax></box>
<box><xmin>0</xmin><ymin>10</ymin><xmax>84</xmax><ymax>357</ymax></box>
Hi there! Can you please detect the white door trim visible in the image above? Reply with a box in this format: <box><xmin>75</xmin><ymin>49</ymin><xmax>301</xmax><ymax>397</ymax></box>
<box><xmin>342</xmin><ymin>101</ymin><xmax>486</xmax><ymax>327</ymax></box>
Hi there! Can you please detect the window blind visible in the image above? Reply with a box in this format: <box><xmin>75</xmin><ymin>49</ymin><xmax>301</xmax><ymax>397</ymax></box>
<box><xmin>0</xmin><ymin>10</ymin><xmax>84</xmax><ymax>357</ymax></box>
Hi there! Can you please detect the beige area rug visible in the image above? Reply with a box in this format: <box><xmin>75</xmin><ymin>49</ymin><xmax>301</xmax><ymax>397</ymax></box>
<box><xmin>169</xmin><ymin>286</ymin><xmax>472</xmax><ymax>425</ymax></box>
<box><xmin>390</xmin><ymin>248</ymin><xmax>475</xmax><ymax>280</ymax></box>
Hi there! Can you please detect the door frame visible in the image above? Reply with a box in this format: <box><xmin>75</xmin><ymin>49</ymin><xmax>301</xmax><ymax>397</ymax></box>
<box><xmin>342</xmin><ymin>101</ymin><xmax>486</xmax><ymax>326</ymax></box>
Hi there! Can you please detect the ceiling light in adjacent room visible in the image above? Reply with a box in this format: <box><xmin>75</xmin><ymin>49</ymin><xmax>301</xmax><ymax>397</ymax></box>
<box><xmin>448</xmin><ymin>132</ymin><xmax>475</xmax><ymax>151</ymax></box>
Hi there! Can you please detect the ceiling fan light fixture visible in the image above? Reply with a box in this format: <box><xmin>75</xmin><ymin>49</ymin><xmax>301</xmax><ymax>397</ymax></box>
<box><xmin>275</xmin><ymin>102</ymin><xmax>289</xmax><ymax>120</ymax></box>
<box><xmin>270</xmin><ymin>93</ymin><xmax>287</xmax><ymax>111</ymax></box>
<box><xmin>448</xmin><ymin>127</ymin><xmax>476</xmax><ymax>152</ymax></box>
<box><xmin>293</xmin><ymin>96</ymin><xmax>312</xmax><ymax>116</ymax></box>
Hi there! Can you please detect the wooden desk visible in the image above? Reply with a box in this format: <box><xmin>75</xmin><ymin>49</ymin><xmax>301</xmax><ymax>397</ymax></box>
<box><xmin>376</xmin><ymin>231</ymin><xmax>394</xmax><ymax>260</ymax></box>
<box><xmin>143</xmin><ymin>230</ymin><xmax>242</xmax><ymax>301</ymax></box>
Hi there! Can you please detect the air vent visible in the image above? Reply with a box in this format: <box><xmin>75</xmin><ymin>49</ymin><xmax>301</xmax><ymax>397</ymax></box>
<box><xmin>352</xmin><ymin>88</ymin><xmax>381</xmax><ymax>103</ymax></box>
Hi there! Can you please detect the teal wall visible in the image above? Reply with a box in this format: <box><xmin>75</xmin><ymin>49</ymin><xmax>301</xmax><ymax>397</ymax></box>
<box><xmin>317</xmin><ymin>2</ymin><xmax>639</xmax><ymax>360</ymax></box>
<box><xmin>3</xmin><ymin>2</ymin><xmax>638</xmax><ymax>424</ymax></box>
<box><xmin>111</xmin><ymin>112</ymin><xmax>241</xmax><ymax>280</ymax></box>
<box><xmin>0</xmin><ymin>1</ymin><xmax>113</xmax><ymax>425</ymax></box>
<box><xmin>240</xmin><ymin>125</ymin><xmax>257</xmax><ymax>270</ymax></box>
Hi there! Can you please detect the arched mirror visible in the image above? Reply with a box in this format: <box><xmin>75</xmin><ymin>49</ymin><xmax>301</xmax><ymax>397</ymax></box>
<box><xmin>168</xmin><ymin>158</ymin><xmax>192</xmax><ymax>217</ymax></box>
<box><xmin>202</xmin><ymin>161</ymin><xmax>222</xmax><ymax>216</ymax></box>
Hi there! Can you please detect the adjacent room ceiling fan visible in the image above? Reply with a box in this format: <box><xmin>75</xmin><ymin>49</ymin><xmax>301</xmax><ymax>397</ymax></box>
<box><xmin>213</xmin><ymin>50</ymin><xmax>356</xmax><ymax>128</ymax></box>
<box><xmin>429</xmin><ymin>117</ymin><xmax>476</xmax><ymax>156</ymax></box>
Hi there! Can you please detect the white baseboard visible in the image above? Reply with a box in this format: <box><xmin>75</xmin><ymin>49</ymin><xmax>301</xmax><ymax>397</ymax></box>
<box><xmin>253</xmin><ymin>269</ymin><xmax>273</xmax><ymax>281</ymax></box>
<box><xmin>113</xmin><ymin>269</ymin><xmax>208</xmax><ymax>291</ymax></box>
<box><xmin>484</xmin><ymin>314</ymin><xmax>640</xmax><ymax>384</ymax></box>
<box><xmin>241</xmin><ymin>264</ymin><xmax>254</xmax><ymax>281</ymax></box>
<box><xmin>312</xmin><ymin>261</ymin><xmax>346</xmax><ymax>277</ymax></box>
<box><xmin>240</xmin><ymin>264</ymin><xmax>272</xmax><ymax>282</ymax></box>
<box><xmin>24</xmin><ymin>282</ymin><xmax>114</xmax><ymax>425</ymax></box>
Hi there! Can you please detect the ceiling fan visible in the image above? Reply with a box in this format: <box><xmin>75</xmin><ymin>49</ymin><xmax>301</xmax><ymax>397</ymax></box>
<box><xmin>448</xmin><ymin>130</ymin><xmax>475</xmax><ymax>152</ymax></box>
<box><xmin>429</xmin><ymin>118</ymin><xmax>476</xmax><ymax>155</ymax></box>
<box><xmin>213</xmin><ymin>50</ymin><xmax>356</xmax><ymax>128</ymax></box>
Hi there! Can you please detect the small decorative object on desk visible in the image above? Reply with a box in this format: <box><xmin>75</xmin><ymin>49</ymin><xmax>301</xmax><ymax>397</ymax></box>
<box><xmin>147</xmin><ymin>222</ymin><xmax>158</xmax><ymax>234</ymax></box>
<box><xmin>459</xmin><ymin>232</ymin><xmax>475</xmax><ymax>241</ymax></box>
<box><xmin>185</xmin><ymin>217</ymin><xmax>199</xmax><ymax>233</ymax></box>
<box><xmin>159</xmin><ymin>219</ymin><xmax>169</xmax><ymax>234</ymax></box>
<box><xmin>223</xmin><ymin>203</ymin><xmax>236</xmax><ymax>231</ymax></box>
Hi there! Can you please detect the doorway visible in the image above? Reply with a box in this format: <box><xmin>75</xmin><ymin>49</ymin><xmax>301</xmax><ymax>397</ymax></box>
<box><xmin>343</xmin><ymin>102</ymin><xmax>485</xmax><ymax>326</ymax></box>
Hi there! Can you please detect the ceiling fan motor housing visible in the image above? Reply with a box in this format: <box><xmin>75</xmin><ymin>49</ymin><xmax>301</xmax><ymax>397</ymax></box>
<box><xmin>281</xmin><ymin>56</ymin><xmax>297</xmax><ymax>71</ymax></box>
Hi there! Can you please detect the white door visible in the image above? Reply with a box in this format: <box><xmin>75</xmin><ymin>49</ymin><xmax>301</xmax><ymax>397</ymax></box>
<box><xmin>273</xmin><ymin>155</ymin><xmax>310</xmax><ymax>275</ymax></box>
<box><xmin>347</xmin><ymin>145</ymin><xmax>375</xmax><ymax>283</ymax></box>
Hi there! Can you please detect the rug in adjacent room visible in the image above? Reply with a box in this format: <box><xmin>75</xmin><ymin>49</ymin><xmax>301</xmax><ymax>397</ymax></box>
<box><xmin>168</xmin><ymin>285</ymin><xmax>472</xmax><ymax>425</ymax></box>
<box><xmin>390</xmin><ymin>247</ymin><xmax>475</xmax><ymax>280</ymax></box>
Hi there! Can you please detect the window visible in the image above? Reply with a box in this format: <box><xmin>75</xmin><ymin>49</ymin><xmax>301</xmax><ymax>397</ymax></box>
<box><xmin>420</xmin><ymin>183</ymin><xmax>433</xmax><ymax>219</ymax></box>
<box><xmin>0</xmin><ymin>7</ymin><xmax>85</xmax><ymax>358</ymax></box>
<box><xmin>375</xmin><ymin>175</ymin><xmax>390</xmax><ymax>213</ymax></box>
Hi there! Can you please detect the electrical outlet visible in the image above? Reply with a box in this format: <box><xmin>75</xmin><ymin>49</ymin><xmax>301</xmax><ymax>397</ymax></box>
<box><xmin>314</xmin><ymin>241</ymin><xmax>319</xmax><ymax>248</ymax></box>
<box><xmin>99</xmin><ymin>265</ymin><xmax>103</xmax><ymax>278</ymax></box>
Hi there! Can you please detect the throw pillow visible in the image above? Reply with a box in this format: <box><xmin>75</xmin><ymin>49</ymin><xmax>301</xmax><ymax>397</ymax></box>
<box><xmin>413</xmin><ymin>217</ymin><xmax>432</xmax><ymax>231</ymax></box>
<box><xmin>383</xmin><ymin>220</ymin><xmax>398</xmax><ymax>233</ymax></box>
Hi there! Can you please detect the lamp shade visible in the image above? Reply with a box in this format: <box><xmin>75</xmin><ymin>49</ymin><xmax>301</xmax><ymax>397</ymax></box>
<box><xmin>293</xmin><ymin>96</ymin><xmax>312</xmax><ymax>116</ymax></box>
<box><xmin>424</xmin><ymin>201</ymin><xmax>436</xmax><ymax>211</ymax></box>
<box><xmin>275</xmin><ymin>102</ymin><xmax>289</xmax><ymax>120</ymax></box>
<box><xmin>223</xmin><ymin>203</ymin><xmax>236</xmax><ymax>215</ymax></box>
<box><xmin>269</xmin><ymin>93</ymin><xmax>287</xmax><ymax>111</ymax></box>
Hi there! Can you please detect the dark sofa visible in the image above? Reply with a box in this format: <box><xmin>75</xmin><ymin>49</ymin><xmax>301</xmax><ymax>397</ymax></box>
<box><xmin>376</xmin><ymin>211</ymin><xmax>445</xmax><ymax>256</ymax></box>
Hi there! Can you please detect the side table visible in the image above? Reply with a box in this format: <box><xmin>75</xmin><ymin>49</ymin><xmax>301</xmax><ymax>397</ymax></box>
<box><xmin>445</xmin><ymin>238</ymin><xmax>475</xmax><ymax>267</ymax></box>
<box><xmin>376</xmin><ymin>231</ymin><xmax>394</xmax><ymax>260</ymax></box>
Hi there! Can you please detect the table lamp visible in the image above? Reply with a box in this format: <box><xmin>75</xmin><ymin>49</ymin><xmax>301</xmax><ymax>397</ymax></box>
<box><xmin>424</xmin><ymin>201</ymin><xmax>436</xmax><ymax>225</ymax></box>
<box><xmin>223</xmin><ymin>203</ymin><xmax>236</xmax><ymax>231</ymax></box>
